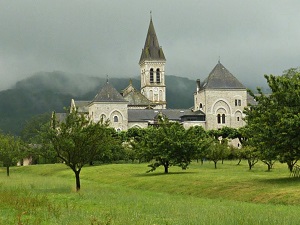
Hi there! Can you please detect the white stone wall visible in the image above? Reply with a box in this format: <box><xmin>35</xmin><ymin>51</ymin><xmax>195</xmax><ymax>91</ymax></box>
<box><xmin>89</xmin><ymin>102</ymin><xmax>128</xmax><ymax>131</ymax></box>
<box><xmin>128</xmin><ymin>122</ymin><xmax>149</xmax><ymax>129</ymax></box>
<box><xmin>194</xmin><ymin>89</ymin><xmax>247</xmax><ymax>130</ymax></box>
<box><xmin>182</xmin><ymin>121</ymin><xmax>206</xmax><ymax>129</ymax></box>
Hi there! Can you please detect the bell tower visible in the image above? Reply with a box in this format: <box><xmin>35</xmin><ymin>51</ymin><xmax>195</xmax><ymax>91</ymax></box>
<box><xmin>139</xmin><ymin>16</ymin><xmax>166</xmax><ymax>109</ymax></box>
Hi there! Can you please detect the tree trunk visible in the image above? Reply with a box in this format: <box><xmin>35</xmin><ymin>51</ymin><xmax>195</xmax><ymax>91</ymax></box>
<box><xmin>248</xmin><ymin>159</ymin><xmax>252</xmax><ymax>170</ymax></box>
<box><xmin>267</xmin><ymin>163</ymin><xmax>271</xmax><ymax>171</ymax></box>
<box><xmin>6</xmin><ymin>166</ymin><xmax>9</xmax><ymax>177</ymax></box>
<box><xmin>75</xmin><ymin>170</ymin><xmax>81</xmax><ymax>191</ymax></box>
<box><xmin>237</xmin><ymin>158</ymin><xmax>242</xmax><ymax>165</ymax></box>
<box><xmin>287</xmin><ymin>161</ymin><xmax>295</xmax><ymax>173</ymax></box>
<box><xmin>214</xmin><ymin>161</ymin><xmax>217</xmax><ymax>169</ymax></box>
<box><xmin>164</xmin><ymin>161</ymin><xmax>169</xmax><ymax>173</ymax></box>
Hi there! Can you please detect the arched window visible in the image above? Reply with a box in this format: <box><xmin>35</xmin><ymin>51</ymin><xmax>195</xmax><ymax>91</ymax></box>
<box><xmin>150</xmin><ymin>68</ymin><xmax>154</xmax><ymax>83</ymax></box>
<box><xmin>217</xmin><ymin>114</ymin><xmax>221</xmax><ymax>124</ymax></box>
<box><xmin>114</xmin><ymin>116</ymin><xmax>118</xmax><ymax>122</ymax></box>
<box><xmin>222</xmin><ymin>114</ymin><xmax>226</xmax><ymax>124</ymax></box>
<box><xmin>200</xmin><ymin>103</ymin><xmax>203</xmax><ymax>109</ymax></box>
<box><xmin>217</xmin><ymin>114</ymin><xmax>225</xmax><ymax>124</ymax></box>
<box><xmin>156</xmin><ymin>68</ymin><xmax>160</xmax><ymax>83</ymax></box>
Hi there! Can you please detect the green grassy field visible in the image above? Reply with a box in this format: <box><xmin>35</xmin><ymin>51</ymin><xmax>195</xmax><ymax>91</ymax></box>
<box><xmin>1</xmin><ymin>161</ymin><xmax>300</xmax><ymax>225</ymax></box>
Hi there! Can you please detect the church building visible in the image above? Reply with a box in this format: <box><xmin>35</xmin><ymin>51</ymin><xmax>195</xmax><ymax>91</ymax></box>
<box><xmin>69</xmin><ymin>17</ymin><xmax>248</xmax><ymax>131</ymax></box>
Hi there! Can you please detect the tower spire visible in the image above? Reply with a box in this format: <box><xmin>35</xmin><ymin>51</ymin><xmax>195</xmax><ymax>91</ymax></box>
<box><xmin>139</xmin><ymin>16</ymin><xmax>166</xmax><ymax>64</ymax></box>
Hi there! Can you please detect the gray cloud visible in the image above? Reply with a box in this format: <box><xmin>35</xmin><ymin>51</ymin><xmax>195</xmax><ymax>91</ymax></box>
<box><xmin>0</xmin><ymin>0</ymin><xmax>299</xmax><ymax>90</ymax></box>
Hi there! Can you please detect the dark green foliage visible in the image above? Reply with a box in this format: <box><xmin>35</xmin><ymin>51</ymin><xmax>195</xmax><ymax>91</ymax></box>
<box><xmin>39</xmin><ymin>110</ymin><xmax>119</xmax><ymax>191</ymax></box>
<box><xmin>136</xmin><ymin>117</ymin><xmax>202</xmax><ymax>173</ymax></box>
<box><xmin>21</xmin><ymin>112</ymin><xmax>51</xmax><ymax>142</ymax></box>
<box><xmin>0</xmin><ymin>133</ymin><xmax>26</xmax><ymax>176</ymax></box>
<box><xmin>245</xmin><ymin>67</ymin><xmax>300</xmax><ymax>172</ymax></box>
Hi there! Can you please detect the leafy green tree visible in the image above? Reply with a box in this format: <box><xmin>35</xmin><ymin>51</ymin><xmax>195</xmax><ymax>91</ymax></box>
<box><xmin>206</xmin><ymin>138</ymin><xmax>229</xmax><ymax>169</ymax></box>
<box><xmin>188</xmin><ymin>126</ymin><xmax>210</xmax><ymax>164</ymax></box>
<box><xmin>40</xmin><ymin>110</ymin><xmax>117</xmax><ymax>191</ymax></box>
<box><xmin>243</xmin><ymin>146</ymin><xmax>259</xmax><ymax>170</ymax></box>
<box><xmin>21</xmin><ymin>112</ymin><xmax>51</xmax><ymax>143</ymax></box>
<box><xmin>139</xmin><ymin>117</ymin><xmax>198</xmax><ymax>173</ymax></box>
<box><xmin>0</xmin><ymin>133</ymin><xmax>24</xmax><ymax>176</ymax></box>
<box><xmin>245</xmin><ymin>68</ymin><xmax>300</xmax><ymax>172</ymax></box>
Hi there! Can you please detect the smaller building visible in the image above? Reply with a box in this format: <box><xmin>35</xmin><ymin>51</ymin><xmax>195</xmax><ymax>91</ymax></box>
<box><xmin>194</xmin><ymin>61</ymin><xmax>247</xmax><ymax>130</ymax></box>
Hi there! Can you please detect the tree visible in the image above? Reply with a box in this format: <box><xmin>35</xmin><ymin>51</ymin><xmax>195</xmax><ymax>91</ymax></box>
<box><xmin>188</xmin><ymin>126</ymin><xmax>210</xmax><ymax>164</ymax></box>
<box><xmin>245</xmin><ymin>68</ymin><xmax>300</xmax><ymax>172</ymax></box>
<box><xmin>40</xmin><ymin>110</ymin><xmax>117</xmax><ymax>191</ymax></box>
<box><xmin>21</xmin><ymin>112</ymin><xmax>51</xmax><ymax>143</ymax></box>
<box><xmin>138</xmin><ymin>117</ymin><xmax>198</xmax><ymax>173</ymax></box>
<box><xmin>206</xmin><ymin>138</ymin><xmax>229</xmax><ymax>169</ymax></box>
<box><xmin>0</xmin><ymin>133</ymin><xmax>24</xmax><ymax>176</ymax></box>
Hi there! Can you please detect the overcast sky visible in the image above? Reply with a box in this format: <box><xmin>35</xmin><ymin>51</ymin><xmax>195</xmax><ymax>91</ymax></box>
<box><xmin>0</xmin><ymin>0</ymin><xmax>299</xmax><ymax>90</ymax></box>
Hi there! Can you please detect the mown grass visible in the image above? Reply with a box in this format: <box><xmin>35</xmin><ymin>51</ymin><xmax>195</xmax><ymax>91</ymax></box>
<box><xmin>1</xmin><ymin>161</ymin><xmax>300</xmax><ymax>224</ymax></box>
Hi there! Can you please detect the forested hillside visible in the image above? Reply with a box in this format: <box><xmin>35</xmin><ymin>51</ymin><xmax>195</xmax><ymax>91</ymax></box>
<box><xmin>0</xmin><ymin>72</ymin><xmax>196</xmax><ymax>135</ymax></box>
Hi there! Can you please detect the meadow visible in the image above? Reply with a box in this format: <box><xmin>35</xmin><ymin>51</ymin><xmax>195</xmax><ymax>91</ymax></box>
<box><xmin>1</xmin><ymin>160</ymin><xmax>300</xmax><ymax>225</ymax></box>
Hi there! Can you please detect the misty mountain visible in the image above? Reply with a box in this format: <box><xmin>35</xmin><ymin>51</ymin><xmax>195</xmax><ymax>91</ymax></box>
<box><xmin>0</xmin><ymin>71</ymin><xmax>196</xmax><ymax>135</ymax></box>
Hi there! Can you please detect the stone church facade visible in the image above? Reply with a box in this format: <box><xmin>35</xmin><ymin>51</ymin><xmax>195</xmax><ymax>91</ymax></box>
<box><xmin>69</xmin><ymin>18</ymin><xmax>248</xmax><ymax>131</ymax></box>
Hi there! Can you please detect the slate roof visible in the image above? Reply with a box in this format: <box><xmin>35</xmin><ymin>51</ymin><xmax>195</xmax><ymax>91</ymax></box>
<box><xmin>139</xmin><ymin>18</ymin><xmax>166</xmax><ymax>64</ymax></box>
<box><xmin>121</xmin><ymin>81</ymin><xmax>153</xmax><ymax>106</ymax></box>
<box><xmin>128</xmin><ymin>109</ymin><xmax>205</xmax><ymax>122</ymax></box>
<box><xmin>200</xmin><ymin>62</ymin><xmax>245</xmax><ymax>90</ymax></box>
<box><xmin>54</xmin><ymin>112</ymin><xmax>67</xmax><ymax>123</ymax></box>
<box><xmin>92</xmin><ymin>82</ymin><xmax>127</xmax><ymax>103</ymax></box>
<box><xmin>74</xmin><ymin>101</ymin><xmax>90</xmax><ymax>113</ymax></box>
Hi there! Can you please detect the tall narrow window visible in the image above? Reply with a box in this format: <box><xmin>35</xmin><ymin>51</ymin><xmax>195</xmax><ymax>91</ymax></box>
<box><xmin>156</xmin><ymin>68</ymin><xmax>160</xmax><ymax>83</ymax></box>
<box><xmin>150</xmin><ymin>68</ymin><xmax>154</xmax><ymax>83</ymax></box>
<box><xmin>114</xmin><ymin>116</ymin><xmax>118</xmax><ymax>122</ymax></box>
<box><xmin>217</xmin><ymin>114</ymin><xmax>221</xmax><ymax>124</ymax></box>
<box><xmin>222</xmin><ymin>114</ymin><xmax>226</xmax><ymax>124</ymax></box>
<box><xmin>238</xmin><ymin>99</ymin><xmax>241</xmax><ymax>106</ymax></box>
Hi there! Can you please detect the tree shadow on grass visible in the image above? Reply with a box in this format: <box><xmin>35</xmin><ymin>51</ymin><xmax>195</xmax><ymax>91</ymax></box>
<box><xmin>257</xmin><ymin>177</ymin><xmax>300</xmax><ymax>185</ymax></box>
<box><xmin>133</xmin><ymin>171</ymin><xmax>198</xmax><ymax>177</ymax></box>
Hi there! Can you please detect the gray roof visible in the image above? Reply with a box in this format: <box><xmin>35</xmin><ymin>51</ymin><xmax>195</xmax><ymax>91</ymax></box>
<box><xmin>74</xmin><ymin>100</ymin><xmax>90</xmax><ymax>112</ymax></box>
<box><xmin>92</xmin><ymin>82</ymin><xmax>127</xmax><ymax>103</ymax></box>
<box><xmin>201</xmin><ymin>62</ymin><xmax>245</xmax><ymax>90</ymax></box>
<box><xmin>128</xmin><ymin>109</ymin><xmax>205</xmax><ymax>122</ymax></box>
<box><xmin>54</xmin><ymin>112</ymin><xmax>67</xmax><ymax>123</ymax></box>
<box><xmin>139</xmin><ymin>18</ymin><xmax>166</xmax><ymax>64</ymax></box>
<box><xmin>122</xmin><ymin>82</ymin><xmax>153</xmax><ymax>106</ymax></box>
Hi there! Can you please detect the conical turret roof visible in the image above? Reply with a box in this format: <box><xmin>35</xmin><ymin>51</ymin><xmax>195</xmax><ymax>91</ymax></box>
<box><xmin>139</xmin><ymin>18</ymin><xmax>166</xmax><ymax>64</ymax></box>
<box><xmin>200</xmin><ymin>62</ymin><xmax>245</xmax><ymax>90</ymax></box>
